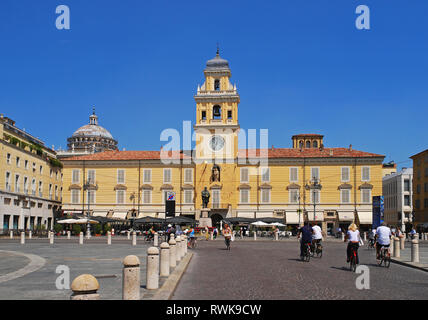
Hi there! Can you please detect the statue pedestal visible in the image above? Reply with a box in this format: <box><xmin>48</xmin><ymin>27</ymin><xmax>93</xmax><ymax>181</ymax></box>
<box><xmin>198</xmin><ymin>208</ymin><xmax>212</xmax><ymax>228</ymax></box>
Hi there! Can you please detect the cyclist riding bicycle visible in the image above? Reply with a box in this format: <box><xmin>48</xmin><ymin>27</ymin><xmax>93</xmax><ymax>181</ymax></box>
<box><xmin>223</xmin><ymin>223</ymin><xmax>232</xmax><ymax>249</ymax></box>
<box><xmin>311</xmin><ymin>222</ymin><xmax>323</xmax><ymax>251</ymax></box>
<box><xmin>375</xmin><ymin>222</ymin><xmax>392</xmax><ymax>260</ymax></box>
<box><xmin>368</xmin><ymin>228</ymin><xmax>376</xmax><ymax>247</ymax></box>
<box><xmin>345</xmin><ymin>223</ymin><xmax>361</xmax><ymax>264</ymax></box>
<box><xmin>297</xmin><ymin>221</ymin><xmax>313</xmax><ymax>259</ymax></box>
<box><xmin>188</xmin><ymin>227</ymin><xmax>196</xmax><ymax>247</ymax></box>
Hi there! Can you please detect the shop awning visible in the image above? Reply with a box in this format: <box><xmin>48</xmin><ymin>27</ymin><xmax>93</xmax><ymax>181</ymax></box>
<box><xmin>357</xmin><ymin>212</ymin><xmax>372</xmax><ymax>224</ymax></box>
<box><xmin>285</xmin><ymin>212</ymin><xmax>300</xmax><ymax>224</ymax></box>
<box><xmin>338</xmin><ymin>212</ymin><xmax>354</xmax><ymax>222</ymax></box>
<box><xmin>113</xmin><ymin>212</ymin><xmax>127</xmax><ymax>220</ymax></box>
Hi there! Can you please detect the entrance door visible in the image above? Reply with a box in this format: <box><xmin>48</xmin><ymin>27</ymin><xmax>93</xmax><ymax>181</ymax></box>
<box><xmin>3</xmin><ymin>215</ymin><xmax>10</xmax><ymax>231</ymax></box>
<box><xmin>210</xmin><ymin>214</ymin><xmax>223</xmax><ymax>228</ymax></box>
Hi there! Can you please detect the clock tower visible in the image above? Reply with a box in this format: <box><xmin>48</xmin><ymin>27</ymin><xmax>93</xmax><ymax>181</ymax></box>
<box><xmin>194</xmin><ymin>49</ymin><xmax>240</xmax><ymax>215</ymax></box>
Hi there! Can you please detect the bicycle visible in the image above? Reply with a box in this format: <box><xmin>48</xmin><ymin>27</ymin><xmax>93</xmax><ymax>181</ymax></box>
<box><xmin>301</xmin><ymin>242</ymin><xmax>311</xmax><ymax>262</ymax></box>
<box><xmin>367</xmin><ymin>238</ymin><xmax>375</xmax><ymax>250</ymax></box>
<box><xmin>225</xmin><ymin>237</ymin><xmax>231</xmax><ymax>250</ymax></box>
<box><xmin>188</xmin><ymin>236</ymin><xmax>197</xmax><ymax>249</ymax></box>
<box><xmin>377</xmin><ymin>245</ymin><xmax>391</xmax><ymax>268</ymax></box>
<box><xmin>349</xmin><ymin>245</ymin><xmax>358</xmax><ymax>272</ymax></box>
<box><xmin>315</xmin><ymin>242</ymin><xmax>323</xmax><ymax>258</ymax></box>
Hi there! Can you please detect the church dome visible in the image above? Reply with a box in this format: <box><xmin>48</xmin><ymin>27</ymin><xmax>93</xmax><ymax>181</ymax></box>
<box><xmin>205</xmin><ymin>49</ymin><xmax>230</xmax><ymax>71</ymax></box>
<box><xmin>72</xmin><ymin>124</ymin><xmax>114</xmax><ymax>139</ymax></box>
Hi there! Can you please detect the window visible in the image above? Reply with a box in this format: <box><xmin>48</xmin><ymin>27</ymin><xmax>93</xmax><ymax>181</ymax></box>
<box><xmin>425</xmin><ymin>198</ymin><xmax>428</xmax><ymax>209</ymax></box>
<box><xmin>239</xmin><ymin>189</ymin><xmax>249</xmax><ymax>204</ymax></box>
<box><xmin>5</xmin><ymin>172</ymin><xmax>11</xmax><ymax>191</ymax></box>
<box><xmin>24</xmin><ymin>160</ymin><xmax>28</xmax><ymax>170</ymax></box>
<box><xmin>116</xmin><ymin>190</ymin><xmax>125</xmax><ymax>204</ymax></box>
<box><xmin>311</xmin><ymin>167</ymin><xmax>320</xmax><ymax>182</ymax></box>
<box><xmin>143</xmin><ymin>169</ymin><xmax>151</xmax><ymax>183</ymax></box>
<box><xmin>7</xmin><ymin>153</ymin><xmax>11</xmax><ymax>164</ymax></box>
<box><xmin>289</xmin><ymin>189</ymin><xmax>299</xmax><ymax>203</ymax></box>
<box><xmin>240</xmin><ymin>168</ymin><xmax>249</xmax><ymax>183</ymax></box>
<box><xmin>299</xmin><ymin>141</ymin><xmax>303</xmax><ymax>148</ymax></box>
<box><xmin>31</xmin><ymin>179</ymin><xmax>36</xmax><ymax>195</ymax></box>
<box><xmin>163</xmin><ymin>169</ymin><xmax>172</xmax><ymax>184</ymax></box>
<box><xmin>425</xmin><ymin>183</ymin><xmax>428</xmax><ymax>192</ymax></box>
<box><xmin>214</xmin><ymin>79</ymin><xmax>220</xmax><ymax>91</ymax></box>
<box><xmin>72</xmin><ymin>170</ymin><xmax>80</xmax><ymax>184</ymax></box>
<box><xmin>341</xmin><ymin>189</ymin><xmax>350</xmax><ymax>204</ymax></box>
<box><xmin>142</xmin><ymin>190</ymin><xmax>151</xmax><ymax>204</ymax></box>
<box><xmin>201</xmin><ymin>110</ymin><xmax>207</xmax><ymax>120</ymax></box>
<box><xmin>212</xmin><ymin>189</ymin><xmax>221</xmax><ymax>208</ymax></box>
<box><xmin>415</xmin><ymin>199</ymin><xmax>420</xmax><ymax>209</ymax></box>
<box><xmin>184</xmin><ymin>190</ymin><xmax>193</xmax><ymax>204</ymax></box>
<box><xmin>306</xmin><ymin>141</ymin><xmax>311</xmax><ymax>148</ymax></box>
<box><xmin>261</xmin><ymin>189</ymin><xmax>270</xmax><ymax>203</ymax></box>
<box><xmin>71</xmin><ymin>190</ymin><xmax>79</xmax><ymax>204</ymax></box>
<box><xmin>39</xmin><ymin>165</ymin><xmax>43</xmax><ymax>174</ymax></box>
<box><xmin>425</xmin><ymin>168</ymin><xmax>428</xmax><ymax>177</ymax></box>
<box><xmin>184</xmin><ymin>169</ymin><xmax>193</xmax><ymax>183</ymax></box>
<box><xmin>213</xmin><ymin>105</ymin><xmax>221</xmax><ymax>119</ymax></box>
<box><xmin>404</xmin><ymin>195</ymin><xmax>410</xmax><ymax>206</ymax></box>
<box><xmin>362</xmin><ymin>166</ymin><xmax>370</xmax><ymax>181</ymax></box>
<box><xmin>15</xmin><ymin>174</ymin><xmax>20</xmax><ymax>193</ymax></box>
<box><xmin>290</xmin><ymin>167</ymin><xmax>298</xmax><ymax>182</ymax></box>
<box><xmin>24</xmin><ymin>177</ymin><xmax>28</xmax><ymax>194</ymax></box>
<box><xmin>404</xmin><ymin>179</ymin><xmax>410</xmax><ymax>192</ymax></box>
<box><xmin>87</xmin><ymin>170</ymin><xmax>96</xmax><ymax>184</ymax></box>
<box><xmin>227</xmin><ymin>110</ymin><xmax>232</xmax><ymax>119</ymax></box>
<box><xmin>87</xmin><ymin>190</ymin><xmax>95</xmax><ymax>204</ymax></box>
<box><xmin>416</xmin><ymin>184</ymin><xmax>421</xmax><ymax>194</ymax></box>
<box><xmin>50</xmin><ymin>169</ymin><xmax>53</xmax><ymax>178</ymax></box>
<box><xmin>49</xmin><ymin>184</ymin><xmax>52</xmax><ymax>198</ymax></box>
<box><xmin>313</xmin><ymin>141</ymin><xmax>318</xmax><ymax>148</ymax></box>
<box><xmin>310</xmin><ymin>190</ymin><xmax>320</xmax><ymax>204</ymax></box>
<box><xmin>361</xmin><ymin>189</ymin><xmax>371</xmax><ymax>203</ymax></box>
<box><xmin>38</xmin><ymin>181</ymin><xmax>43</xmax><ymax>197</ymax></box>
<box><xmin>117</xmin><ymin>169</ymin><xmax>125</xmax><ymax>184</ymax></box>
<box><xmin>341</xmin><ymin>167</ymin><xmax>350</xmax><ymax>182</ymax></box>
<box><xmin>16</xmin><ymin>156</ymin><xmax>20</xmax><ymax>167</ymax></box>
<box><xmin>261</xmin><ymin>167</ymin><xmax>270</xmax><ymax>182</ymax></box>
<box><xmin>55</xmin><ymin>185</ymin><xmax>58</xmax><ymax>199</ymax></box>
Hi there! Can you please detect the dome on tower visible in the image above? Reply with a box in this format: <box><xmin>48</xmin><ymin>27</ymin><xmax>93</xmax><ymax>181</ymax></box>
<box><xmin>205</xmin><ymin>49</ymin><xmax>230</xmax><ymax>71</ymax></box>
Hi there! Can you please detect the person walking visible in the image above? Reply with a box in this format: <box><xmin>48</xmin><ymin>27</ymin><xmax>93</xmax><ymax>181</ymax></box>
<box><xmin>222</xmin><ymin>223</ymin><xmax>232</xmax><ymax>250</ymax></box>
<box><xmin>213</xmin><ymin>227</ymin><xmax>218</xmax><ymax>239</ymax></box>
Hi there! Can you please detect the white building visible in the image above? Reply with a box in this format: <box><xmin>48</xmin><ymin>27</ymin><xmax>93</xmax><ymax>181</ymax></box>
<box><xmin>383</xmin><ymin>168</ymin><xmax>413</xmax><ymax>231</ymax></box>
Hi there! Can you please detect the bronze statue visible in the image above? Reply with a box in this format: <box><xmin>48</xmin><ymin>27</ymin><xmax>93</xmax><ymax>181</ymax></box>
<box><xmin>201</xmin><ymin>187</ymin><xmax>210</xmax><ymax>208</ymax></box>
<box><xmin>211</xmin><ymin>165</ymin><xmax>220</xmax><ymax>182</ymax></box>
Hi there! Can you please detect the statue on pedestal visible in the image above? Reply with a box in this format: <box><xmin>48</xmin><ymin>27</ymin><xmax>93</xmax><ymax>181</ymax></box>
<box><xmin>201</xmin><ymin>187</ymin><xmax>210</xmax><ymax>208</ymax></box>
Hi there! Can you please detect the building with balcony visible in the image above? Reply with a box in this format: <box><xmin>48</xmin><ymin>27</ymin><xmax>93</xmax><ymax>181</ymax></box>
<box><xmin>0</xmin><ymin>114</ymin><xmax>62</xmax><ymax>233</ymax></box>
<box><xmin>411</xmin><ymin>149</ymin><xmax>428</xmax><ymax>228</ymax></box>
<box><xmin>60</xmin><ymin>51</ymin><xmax>385</xmax><ymax>233</ymax></box>
<box><xmin>382</xmin><ymin>168</ymin><xmax>413</xmax><ymax>231</ymax></box>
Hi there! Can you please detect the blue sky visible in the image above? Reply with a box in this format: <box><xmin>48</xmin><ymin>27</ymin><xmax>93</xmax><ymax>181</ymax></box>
<box><xmin>1</xmin><ymin>0</ymin><xmax>427</xmax><ymax>169</ymax></box>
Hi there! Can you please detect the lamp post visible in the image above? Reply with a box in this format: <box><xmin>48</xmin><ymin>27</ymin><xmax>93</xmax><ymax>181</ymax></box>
<box><xmin>83</xmin><ymin>180</ymin><xmax>91</xmax><ymax>238</ymax></box>
<box><xmin>130</xmin><ymin>193</ymin><xmax>136</xmax><ymax>231</ymax></box>
<box><xmin>311</xmin><ymin>177</ymin><xmax>321</xmax><ymax>223</ymax></box>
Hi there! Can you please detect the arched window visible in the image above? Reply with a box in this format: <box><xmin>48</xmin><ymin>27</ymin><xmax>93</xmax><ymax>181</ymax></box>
<box><xmin>313</xmin><ymin>141</ymin><xmax>318</xmax><ymax>148</ymax></box>
<box><xmin>306</xmin><ymin>141</ymin><xmax>311</xmax><ymax>148</ymax></box>
<box><xmin>213</xmin><ymin>105</ymin><xmax>221</xmax><ymax>119</ymax></box>
<box><xmin>299</xmin><ymin>140</ymin><xmax>303</xmax><ymax>148</ymax></box>
<box><xmin>214</xmin><ymin>79</ymin><xmax>220</xmax><ymax>91</ymax></box>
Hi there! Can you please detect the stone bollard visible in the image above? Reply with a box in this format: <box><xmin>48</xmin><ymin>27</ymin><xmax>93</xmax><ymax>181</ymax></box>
<box><xmin>175</xmin><ymin>236</ymin><xmax>182</xmax><ymax>262</ymax></box>
<box><xmin>21</xmin><ymin>232</ymin><xmax>25</xmax><ymax>244</ymax></box>
<box><xmin>29</xmin><ymin>231</ymin><xmax>32</xmax><ymax>239</ymax></box>
<box><xmin>122</xmin><ymin>255</ymin><xmax>140</xmax><ymax>300</ymax></box>
<box><xmin>86</xmin><ymin>231</ymin><xmax>90</xmax><ymax>240</ymax></box>
<box><xmin>10</xmin><ymin>231</ymin><xmax>13</xmax><ymax>239</ymax></box>
<box><xmin>411</xmin><ymin>239</ymin><xmax>419</xmax><ymax>263</ymax></box>
<box><xmin>50</xmin><ymin>232</ymin><xmax>54</xmax><ymax>244</ymax></box>
<box><xmin>146</xmin><ymin>247</ymin><xmax>159</xmax><ymax>290</ymax></box>
<box><xmin>275</xmin><ymin>232</ymin><xmax>279</xmax><ymax>241</ymax></box>
<box><xmin>170</xmin><ymin>233</ymin><xmax>175</xmax><ymax>241</ymax></box>
<box><xmin>160</xmin><ymin>242</ymin><xmax>170</xmax><ymax>277</ymax></box>
<box><xmin>211</xmin><ymin>232</ymin><xmax>214</xmax><ymax>241</ymax></box>
<box><xmin>400</xmin><ymin>236</ymin><xmax>405</xmax><ymax>250</ymax></box>
<box><xmin>79</xmin><ymin>232</ymin><xmax>83</xmax><ymax>245</ymax></box>
<box><xmin>67</xmin><ymin>231</ymin><xmax>71</xmax><ymax>239</ymax></box>
<box><xmin>168</xmin><ymin>239</ymin><xmax>177</xmax><ymax>268</ymax></box>
<box><xmin>127</xmin><ymin>231</ymin><xmax>130</xmax><ymax>240</ymax></box>
<box><xmin>254</xmin><ymin>231</ymin><xmax>257</xmax><ymax>241</ymax></box>
<box><xmin>341</xmin><ymin>232</ymin><xmax>345</xmax><ymax>241</ymax></box>
<box><xmin>70</xmin><ymin>274</ymin><xmax>100</xmax><ymax>300</ymax></box>
<box><xmin>182</xmin><ymin>235</ymin><xmax>188</xmax><ymax>254</ymax></box>
<box><xmin>393</xmin><ymin>237</ymin><xmax>400</xmax><ymax>258</ymax></box>
<box><xmin>107</xmin><ymin>231</ymin><xmax>111</xmax><ymax>245</ymax></box>
<box><xmin>154</xmin><ymin>233</ymin><xmax>159</xmax><ymax>247</ymax></box>
<box><xmin>390</xmin><ymin>236</ymin><xmax>394</xmax><ymax>253</ymax></box>
<box><xmin>363</xmin><ymin>232</ymin><xmax>367</xmax><ymax>242</ymax></box>
<box><xmin>132</xmin><ymin>232</ymin><xmax>137</xmax><ymax>246</ymax></box>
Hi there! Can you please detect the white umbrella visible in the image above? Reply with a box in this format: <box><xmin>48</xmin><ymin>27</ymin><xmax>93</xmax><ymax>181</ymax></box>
<box><xmin>270</xmin><ymin>222</ymin><xmax>286</xmax><ymax>227</ymax></box>
<box><xmin>57</xmin><ymin>218</ymin><xmax>98</xmax><ymax>224</ymax></box>
<box><xmin>251</xmin><ymin>221</ymin><xmax>270</xmax><ymax>226</ymax></box>
<box><xmin>57</xmin><ymin>219</ymin><xmax>77</xmax><ymax>224</ymax></box>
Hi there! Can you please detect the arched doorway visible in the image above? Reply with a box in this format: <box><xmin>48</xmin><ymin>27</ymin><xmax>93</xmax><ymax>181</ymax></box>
<box><xmin>210</xmin><ymin>214</ymin><xmax>223</xmax><ymax>229</ymax></box>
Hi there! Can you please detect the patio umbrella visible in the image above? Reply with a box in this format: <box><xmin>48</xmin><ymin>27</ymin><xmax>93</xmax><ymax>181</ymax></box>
<box><xmin>269</xmin><ymin>222</ymin><xmax>286</xmax><ymax>227</ymax></box>
<box><xmin>166</xmin><ymin>216</ymin><xmax>197</xmax><ymax>225</ymax></box>
<box><xmin>134</xmin><ymin>216</ymin><xmax>164</xmax><ymax>224</ymax></box>
<box><xmin>56</xmin><ymin>219</ymin><xmax>78</xmax><ymax>224</ymax></box>
<box><xmin>251</xmin><ymin>221</ymin><xmax>270</xmax><ymax>226</ymax></box>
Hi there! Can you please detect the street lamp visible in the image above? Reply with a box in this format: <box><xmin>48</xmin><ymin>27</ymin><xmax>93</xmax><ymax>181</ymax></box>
<box><xmin>311</xmin><ymin>177</ymin><xmax>321</xmax><ymax>223</ymax></box>
<box><xmin>83</xmin><ymin>179</ymin><xmax>92</xmax><ymax>238</ymax></box>
<box><xmin>130</xmin><ymin>193</ymin><xmax>136</xmax><ymax>230</ymax></box>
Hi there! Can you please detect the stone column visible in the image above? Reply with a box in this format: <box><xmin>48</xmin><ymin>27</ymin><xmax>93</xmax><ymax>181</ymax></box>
<box><xmin>67</xmin><ymin>231</ymin><xmax>71</xmax><ymax>239</ymax></box>
<box><xmin>393</xmin><ymin>237</ymin><xmax>400</xmax><ymax>258</ymax></box>
<box><xmin>127</xmin><ymin>231</ymin><xmax>130</xmax><ymax>240</ymax></box>
<box><xmin>254</xmin><ymin>231</ymin><xmax>257</xmax><ymax>241</ymax></box>
<box><xmin>146</xmin><ymin>247</ymin><xmax>159</xmax><ymax>290</ymax></box>
<box><xmin>122</xmin><ymin>255</ymin><xmax>140</xmax><ymax>300</ymax></box>
<box><xmin>154</xmin><ymin>233</ymin><xmax>159</xmax><ymax>247</ymax></box>
<box><xmin>160</xmin><ymin>242</ymin><xmax>170</xmax><ymax>277</ymax></box>
<box><xmin>50</xmin><ymin>232</ymin><xmax>54</xmax><ymax>244</ymax></box>
<box><xmin>182</xmin><ymin>235</ymin><xmax>188</xmax><ymax>254</ymax></box>
<box><xmin>107</xmin><ymin>231</ymin><xmax>111</xmax><ymax>245</ymax></box>
<box><xmin>132</xmin><ymin>232</ymin><xmax>136</xmax><ymax>246</ymax></box>
<box><xmin>169</xmin><ymin>239</ymin><xmax>177</xmax><ymax>268</ymax></box>
<box><xmin>275</xmin><ymin>232</ymin><xmax>279</xmax><ymax>241</ymax></box>
<box><xmin>400</xmin><ymin>236</ymin><xmax>405</xmax><ymax>250</ymax></box>
<box><xmin>71</xmin><ymin>274</ymin><xmax>100</xmax><ymax>300</ymax></box>
<box><xmin>79</xmin><ymin>232</ymin><xmax>83</xmax><ymax>245</ymax></box>
<box><xmin>10</xmin><ymin>231</ymin><xmax>13</xmax><ymax>239</ymax></box>
<box><xmin>175</xmin><ymin>236</ymin><xmax>182</xmax><ymax>262</ymax></box>
<box><xmin>20</xmin><ymin>232</ymin><xmax>25</xmax><ymax>244</ymax></box>
<box><xmin>411</xmin><ymin>239</ymin><xmax>419</xmax><ymax>263</ymax></box>
<box><xmin>390</xmin><ymin>235</ymin><xmax>394</xmax><ymax>253</ymax></box>
<box><xmin>29</xmin><ymin>231</ymin><xmax>32</xmax><ymax>239</ymax></box>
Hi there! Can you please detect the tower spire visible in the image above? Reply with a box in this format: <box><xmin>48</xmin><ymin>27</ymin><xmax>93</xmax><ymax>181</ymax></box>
<box><xmin>216</xmin><ymin>42</ymin><xmax>219</xmax><ymax>56</ymax></box>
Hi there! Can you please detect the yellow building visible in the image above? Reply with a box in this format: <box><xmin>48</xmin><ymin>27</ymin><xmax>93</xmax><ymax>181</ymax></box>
<box><xmin>61</xmin><ymin>51</ymin><xmax>385</xmax><ymax>233</ymax></box>
<box><xmin>0</xmin><ymin>115</ymin><xmax>63</xmax><ymax>232</ymax></box>
<box><xmin>410</xmin><ymin>149</ymin><xmax>428</xmax><ymax>226</ymax></box>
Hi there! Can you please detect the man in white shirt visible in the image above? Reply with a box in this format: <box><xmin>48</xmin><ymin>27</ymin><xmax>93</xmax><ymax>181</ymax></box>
<box><xmin>311</xmin><ymin>222</ymin><xmax>323</xmax><ymax>252</ymax></box>
<box><xmin>375</xmin><ymin>222</ymin><xmax>392</xmax><ymax>260</ymax></box>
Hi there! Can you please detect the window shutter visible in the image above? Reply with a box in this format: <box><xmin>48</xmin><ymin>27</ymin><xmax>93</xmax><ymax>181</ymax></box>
<box><xmin>290</xmin><ymin>168</ymin><xmax>298</xmax><ymax>182</ymax></box>
<box><xmin>72</xmin><ymin>170</ymin><xmax>80</xmax><ymax>184</ymax></box>
<box><xmin>261</xmin><ymin>168</ymin><xmax>270</xmax><ymax>182</ymax></box>
<box><xmin>362</xmin><ymin>167</ymin><xmax>370</xmax><ymax>181</ymax></box>
<box><xmin>164</xmin><ymin>169</ymin><xmax>171</xmax><ymax>183</ymax></box>
<box><xmin>184</xmin><ymin>169</ymin><xmax>192</xmax><ymax>183</ymax></box>
<box><xmin>241</xmin><ymin>168</ymin><xmax>249</xmax><ymax>183</ymax></box>
<box><xmin>117</xmin><ymin>170</ymin><xmax>125</xmax><ymax>184</ymax></box>
<box><xmin>311</xmin><ymin>168</ymin><xmax>319</xmax><ymax>181</ymax></box>
<box><xmin>185</xmin><ymin>190</ymin><xmax>193</xmax><ymax>204</ymax></box>
<box><xmin>342</xmin><ymin>167</ymin><xmax>350</xmax><ymax>182</ymax></box>
<box><xmin>240</xmin><ymin>189</ymin><xmax>249</xmax><ymax>203</ymax></box>
<box><xmin>144</xmin><ymin>170</ymin><xmax>151</xmax><ymax>183</ymax></box>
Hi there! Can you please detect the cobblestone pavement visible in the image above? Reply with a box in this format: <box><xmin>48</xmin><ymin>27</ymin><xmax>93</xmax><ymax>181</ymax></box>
<box><xmin>0</xmin><ymin>237</ymin><xmax>154</xmax><ymax>300</ymax></box>
<box><xmin>172</xmin><ymin>239</ymin><xmax>428</xmax><ymax>300</ymax></box>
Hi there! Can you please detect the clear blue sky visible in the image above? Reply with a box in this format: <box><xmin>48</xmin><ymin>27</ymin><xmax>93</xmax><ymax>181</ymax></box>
<box><xmin>1</xmin><ymin>0</ymin><xmax>427</xmax><ymax>169</ymax></box>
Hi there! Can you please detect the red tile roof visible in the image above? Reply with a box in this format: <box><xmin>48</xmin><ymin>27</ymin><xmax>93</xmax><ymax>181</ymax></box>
<box><xmin>64</xmin><ymin>147</ymin><xmax>384</xmax><ymax>161</ymax></box>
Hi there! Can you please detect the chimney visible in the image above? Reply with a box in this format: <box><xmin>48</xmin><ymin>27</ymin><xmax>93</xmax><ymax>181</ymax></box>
<box><xmin>329</xmin><ymin>149</ymin><xmax>333</xmax><ymax>156</ymax></box>
<box><xmin>349</xmin><ymin>144</ymin><xmax>352</xmax><ymax>151</ymax></box>
<box><xmin>271</xmin><ymin>145</ymin><xmax>274</xmax><ymax>151</ymax></box>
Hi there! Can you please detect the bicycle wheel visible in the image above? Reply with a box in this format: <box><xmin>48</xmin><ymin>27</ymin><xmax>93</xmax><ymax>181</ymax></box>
<box><xmin>350</xmin><ymin>255</ymin><xmax>356</xmax><ymax>272</ymax></box>
<box><xmin>305</xmin><ymin>247</ymin><xmax>311</xmax><ymax>262</ymax></box>
<box><xmin>317</xmin><ymin>246</ymin><xmax>323</xmax><ymax>258</ymax></box>
<box><xmin>377</xmin><ymin>251</ymin><xmax>384</xmax><ymax>266</ymax></box>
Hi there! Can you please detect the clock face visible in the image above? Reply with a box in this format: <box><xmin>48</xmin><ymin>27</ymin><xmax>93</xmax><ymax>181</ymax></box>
<box><xmin>209</xmin><ymin>135</ymin><xmax>225</xmax><ymax>151</ymax></box>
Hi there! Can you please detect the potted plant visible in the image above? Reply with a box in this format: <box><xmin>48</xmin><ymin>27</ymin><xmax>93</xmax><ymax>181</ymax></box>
<box><xmin>103</xmin><ymin>223</ymin><xmax>111</xmax><ymax>235</ymax></box>
<box><xmin>53</xmin><ymin>223</ymin><xmax>63</xmax><ymax>236</ymax></box>
<box><xmin>72</xmin><ymin>224</ymin><xmax>81</xmax><ymax>236</ymax></box>
<box><xmin>94</xmin><ymin>224</ymin><xmax>102</xmax><ymax>236</ymax></box>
